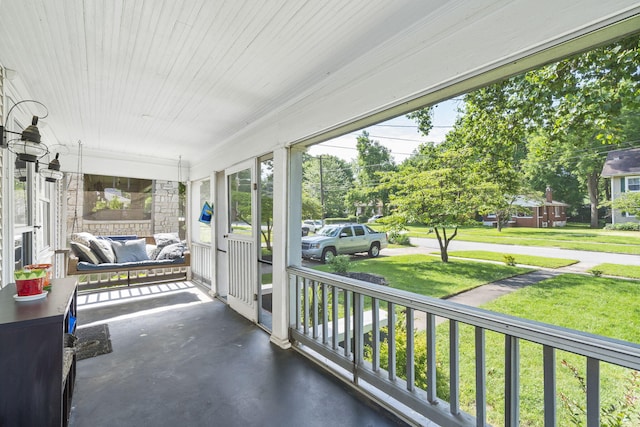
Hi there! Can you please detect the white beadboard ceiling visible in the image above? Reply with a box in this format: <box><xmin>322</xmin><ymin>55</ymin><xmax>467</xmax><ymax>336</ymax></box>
<box><xmin>0</xmin><ymin>0</ymin><xmax>639</xmax><ymax>179</ymax></box>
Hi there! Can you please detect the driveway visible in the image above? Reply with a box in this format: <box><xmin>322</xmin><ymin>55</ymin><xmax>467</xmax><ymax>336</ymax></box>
<box><xmin>380</xmin><ymin>237</ymin><xmax>640</xmax><ymax>273</ymax></box>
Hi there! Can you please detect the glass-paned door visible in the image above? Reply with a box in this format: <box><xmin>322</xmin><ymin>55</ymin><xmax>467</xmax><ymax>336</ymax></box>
<box><xmin>258</xmin><ymin>156</ymin><xmax>274</xmax><ymax>330</ymax></box>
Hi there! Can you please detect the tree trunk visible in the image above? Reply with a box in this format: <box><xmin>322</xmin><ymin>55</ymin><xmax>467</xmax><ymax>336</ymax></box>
<box><xmin>587</xmin><ymin>172</ymin><xmax>599</xmax><ymax>228</ymax></box>
<box><xmin>496</xmin><ymin>213</ymin><xmax>503</xmax><ymax>232</ymax></box>
<box><xmin>434</xmin><ymin>226</ymin><xmax>458</xmax><ymax>262</ymax></box>
<box><xmin>434</xmin><ymin>228</ymin><xmax>448</xmax><ymax>262</ymax></box>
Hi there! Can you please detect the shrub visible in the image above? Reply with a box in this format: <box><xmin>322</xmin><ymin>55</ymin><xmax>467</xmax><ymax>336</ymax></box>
<box><xmin>560</xmin><ymin>360</ymin><xmax>640</xmax><ymax>426</ymax></box>
<box><xmin>324</xmin><ymin>217</ymin><xmax>351</xmax><ymax>224</ymax></box>
<box><xmin>327</xmin><ymin>255</ymin><xmax>351</xmax><ymax>274</ymax></box>
<box><xmin>388</xmin><ymin>231</ymin><xmax>411</xmax><ymax>246</ymax></box>
<box><xmin>604</xmin><ymin>223</ymin><xmax>640</xmax><ymax>231</ymax></box>
<box><xmin>589</xmin><ymin>269</ymin><xmax>603</xmax><ymax>277</ymax></box>
<box><xmin>503</xmin><ymin>255</ymin><xmax>517</xmax><ymax>266</ymax></box>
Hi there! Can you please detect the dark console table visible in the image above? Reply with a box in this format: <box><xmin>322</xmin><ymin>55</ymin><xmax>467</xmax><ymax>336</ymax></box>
<box><xmin>0</xmin><ymin>277</ymin><xmax>78</xmax><ymax>426</ymax></box>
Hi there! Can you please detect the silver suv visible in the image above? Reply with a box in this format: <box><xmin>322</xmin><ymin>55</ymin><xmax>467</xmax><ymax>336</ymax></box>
<box><xmin>301</xmin><ymin>223</ymin><xmax>388</xmax><ymax>263</ymax></box>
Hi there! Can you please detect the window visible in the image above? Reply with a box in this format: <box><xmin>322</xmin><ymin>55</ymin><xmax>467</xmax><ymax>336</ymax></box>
<box><xmin>515</xmin><ymin>207</ymin><xmax>533</xmax><ymax>218</ymax></box>
<box><xmin>353</xmin><ymin>225</ymin><xmax>365</xmax><ymax>236</ymax></box>
<box><xmin>83</xmin><ymin>174</ymin><xmax>152</xmax><ymax>221</ymax></box>
<box><xmin>37</xmin><ymin>175</ymin><xmax>52</xmax><ymax>249</ymax></box>
<box><xmin>228</xmin><ymin>168</ymin><xmax>252</xmax><ymax>234</ymax></box>
<box><xmin>194</xmin><ymin>179</ymin><xmax>211</xmax><ymax>243</ymax></box>
<box><xmin>341</xmin><ymin>226</ymin><xmax>353</xmax><ymax>237</ymax></box>
<box><xmin>628</xmin><ymin>177</ymin><xmax>640</xmax><ymax>192</ymax></box>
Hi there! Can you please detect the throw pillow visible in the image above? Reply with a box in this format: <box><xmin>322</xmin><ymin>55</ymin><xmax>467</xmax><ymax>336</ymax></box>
<box><xmin>71</xmin><ymin>231</ymin><xmax>98</xmax><ymax>248</ymax></box>
<box><xmin>156</xmin><ymin>242</ymin><xmax>186</xmax><ymax>260</ymax></box>
<box><xmin>146</xmin><ymin>244</ymin><xmax>158</xmax><ymax>259</ymax></box>
<box><xmin>70</xmin><ymin>242</ymin><xmax>100</xmax><ymax>264</ymax></box>
<box><xmin>151</xmin><ymin>233</ymin><xmax>181</xmax><ymax>259</ymax></box>
<box><xmin>111</xmin><ymin>238</ymin><xmax>150</xmax><ymax>263</ymax></box>
<box><xmin>90</xmin><ymin>239</ymin><xmax>116</xmax><ymax>263</ymax></box>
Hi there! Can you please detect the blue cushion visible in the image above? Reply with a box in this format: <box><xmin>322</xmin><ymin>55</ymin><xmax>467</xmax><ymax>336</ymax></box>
<box><xmin>76</xmin><ymin>258</ymin><xmax>186</xmax><ymax>271</ymax></box>
<box><xmin>111</xmin><ymin>238</ymin><xmax>149</xmax><ymax>263</ymax></box>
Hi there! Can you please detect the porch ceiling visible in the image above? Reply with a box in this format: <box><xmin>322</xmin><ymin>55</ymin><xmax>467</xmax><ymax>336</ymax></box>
<box><xmin>1</xmin><ymin>1</ymin><xmax>639</xmax><ymax>178</ymax></box>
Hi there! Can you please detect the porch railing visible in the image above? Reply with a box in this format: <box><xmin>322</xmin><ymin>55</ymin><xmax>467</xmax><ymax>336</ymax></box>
<box><xmin>190</xmin><ymin>242</ymin><xmax>212</xmax><ymax>285</ymax></box>
<box><xmin>287</xmin><ymin>266</ymin><xmax>640</xmax><ymax>427</ymax></box>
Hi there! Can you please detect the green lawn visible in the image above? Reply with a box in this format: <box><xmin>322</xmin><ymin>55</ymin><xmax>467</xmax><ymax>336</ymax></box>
<box><xmin>314</xmin><ymin>254</ymin><xmax>530</xmax><ymax>298</ymax></box>
<box><xmin>387</xmin><ymin>224</ymin><xmax>640</xmax><ymax>255</ymax></box>
<box><xmin>446</xmin><ymin>250</ymin><xmax>578</xmax><ymax>268</ymax></box>
<box><xmin>434</xmin><ymin>274</ymin><xmax>640</xmax><ymax>426</ymax></box>
<box><xmin>310</xmin><ymin>251</ymin><xmax>640</xmax><ymax>424</ymax></box>
<box><xmin>590</xmin><ymin>263</ymin><xmax>640</xmax><ymax>279</ymax></box>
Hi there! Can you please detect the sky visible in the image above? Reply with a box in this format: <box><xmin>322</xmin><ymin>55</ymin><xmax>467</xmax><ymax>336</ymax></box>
<box><xmin>307</xmin><ymin>98</ymin><xmax>464</xmax><ymax>163</ymax></box>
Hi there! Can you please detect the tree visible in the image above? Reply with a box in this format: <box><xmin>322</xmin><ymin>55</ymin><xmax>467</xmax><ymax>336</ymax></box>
<box><xmin>381</xmin><ymin>145</ymin><xmax>493</xmax><ymax>262</ymax></box>
<box><xmin>611</xmin><ymin>192</ymin><xmax>640</xmax><ymax>217</ymax></box>
<box><xmin>302</xmin><ymin>154</ymin><xmax>354</xmax><ymax>218</ymax></box>
<box><xmin>507</xmin><ymin>35</ymin><xmax>640</xmax><ymax>227</ymax></box>
<box><xmin>409</xmin><ymin>89</ymin><xmax>526</xmax><ymax>231</ymax></box>
<box><xmin>347</xmin><ymin>131</ymin><xmax>396</xmax><ymax>216</ymax></box>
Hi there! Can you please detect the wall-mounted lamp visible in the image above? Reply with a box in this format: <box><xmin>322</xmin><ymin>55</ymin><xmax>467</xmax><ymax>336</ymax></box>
<box><xmin>39</xmin><ymin>153</ymin><xmax>63</xmax><ymax>182</ymax></box>
<box><xmin>2</xmin><ymin>100</ymin><xmax>64</xmax><ymax>183</ymax></box>
<box><xmin>14</xmin><ymin>158</ymin><xmax>27</xmax><ymax>182</ymax></box>
<box><xmin>1</xmin><ymin>100</ymin><xmax>49</xmax><ymax>162</ymax></box>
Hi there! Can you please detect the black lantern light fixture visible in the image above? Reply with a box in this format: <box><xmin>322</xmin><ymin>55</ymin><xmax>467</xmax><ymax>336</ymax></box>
<box><xmin>1</xmin><ymin>100</ymin><xmax>49</xmax><ymax>162</ymax></box>
<box><xmin>39</xmin><ymin>153</ymin><xmax>63</xmax><ymax>182</ymax></box>
<box><xmin>14</xmin><ymin>157</ymin><xmax>27</xmax><ymax>182</ymax></box>
<box><xmin>2</xmin><ymin>100</ymin><xmax>64</xmax><ymax>183</ymax></box>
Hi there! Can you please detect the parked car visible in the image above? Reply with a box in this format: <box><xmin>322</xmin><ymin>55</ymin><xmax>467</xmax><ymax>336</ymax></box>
<box><xmin>302</xmin><ymin>225</ymin><xmax>310</xmax><ymax>236</ymax></box>
<box><xmin>302</xmin><ymin>219</ymin><xmax>324</xmax><ymax>233</ymax></box>
<box><xmin>302</xmin><ymin>223</ymin><xmax>388</xmax><ymax>263</ymax></box>
<box><xmin>302</xmin><ymin>219</ymin><xmax>316</xmax><ymax>233</ymax></box>
<box><xmin>367</xmin><ymin>214</ymin><xmax>384</xmax><ymax>223</ymax></box>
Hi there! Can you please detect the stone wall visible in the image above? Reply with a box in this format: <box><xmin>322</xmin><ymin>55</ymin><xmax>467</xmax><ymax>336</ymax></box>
<box><xmin>65</xmin><ymin>175</ymin><xmax>180</xmax><ymax>242</ymax></box>
<box><xmin>152</xmin><ymin>180</ymin><xmax>180</xmax><ymax>234</ymax></box>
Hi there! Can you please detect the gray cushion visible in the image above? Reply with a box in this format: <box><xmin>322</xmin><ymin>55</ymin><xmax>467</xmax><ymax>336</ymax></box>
<box><xmin>71</xmin><ymin>242</ymin><xmax>100</xmax><ymax>264</ymax></box>
<box><xmin>111</xmin><ymin>238</ymin><xmax>150</xmax><ymax>263</ymax></box>
<box><xmin>90</xmin><ymin>239</ymin><xmax>116</xmax><ymax>263</ymax></box>
<box><xmin>71</xmin><ymin>231</ymin><xmax>98</xmax><ymax>248</ymax></box>
<box><xmin>151</xmin><ymin>233</ymin><xmax>181</xmax><ymax>259</ymax></box>
<box><xmin>156</xmin><ymin>242</ymin><xmax>186</xmax><ymax>260</ymax></box>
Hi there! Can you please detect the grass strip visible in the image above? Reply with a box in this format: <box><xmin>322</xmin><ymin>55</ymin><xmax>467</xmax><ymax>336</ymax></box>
<box><xmin>590</xmin><ymin>263</ymin><xmax>640</xmax><ymax>279</ymax></box>
<box><xmin>446</xmin><ymin>250</ymin><xmax>578</xmax><ymax>268</ymax></box>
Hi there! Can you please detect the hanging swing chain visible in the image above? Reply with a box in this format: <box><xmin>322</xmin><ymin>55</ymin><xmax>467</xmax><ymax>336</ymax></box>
<box><xmin>70</xmin><ymin>140</ymin><xmax>83</xmax><ymax>234</ymax></box>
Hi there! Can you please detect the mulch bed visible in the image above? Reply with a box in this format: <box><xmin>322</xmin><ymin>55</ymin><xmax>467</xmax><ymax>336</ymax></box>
<box><xmin>334</xmin><ymin>272</ymin><xmax>388</xmax><ymax>286</ymax></box>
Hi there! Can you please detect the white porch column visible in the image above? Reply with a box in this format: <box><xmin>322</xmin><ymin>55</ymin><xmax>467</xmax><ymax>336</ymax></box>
<box><xmin>270</xmin><ymin>147</ymin><xmax>302</xmax><ymax>348</ymax></box>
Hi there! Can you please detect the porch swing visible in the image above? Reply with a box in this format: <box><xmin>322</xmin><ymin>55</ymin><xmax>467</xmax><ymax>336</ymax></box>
<box><xmin>64</xmin><ymin>143</ymin><xmax>191</xmax><ymax>291</ymax></box>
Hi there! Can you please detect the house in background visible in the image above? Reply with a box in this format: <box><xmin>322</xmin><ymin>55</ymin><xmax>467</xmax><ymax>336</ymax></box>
<box><xmin>483</xmin><ymin>187</ymin><xmax>569</xmax><ymax>228</ymax></box>
<box><xmin>601</xmin><ymin>147</ymin><xmax>640</xmax><ymax>224</ymax></box>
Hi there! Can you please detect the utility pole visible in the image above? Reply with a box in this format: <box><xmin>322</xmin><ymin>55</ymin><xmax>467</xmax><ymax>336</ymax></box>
<box><xmin>319</xmin><ymin>155</ymin><xmax>325</xmax><ymax>220</ymax></box>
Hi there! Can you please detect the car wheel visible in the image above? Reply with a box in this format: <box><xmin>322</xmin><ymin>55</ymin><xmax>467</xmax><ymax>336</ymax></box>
<box><xmin>321</xmin><ymin>247</ymin><xmax>336</xmax><ymax>264</ymax></box>
<box><xmin>368</xmin><ymin>243</ymin><xmax>380</xmax><ymax>258</ymax></box>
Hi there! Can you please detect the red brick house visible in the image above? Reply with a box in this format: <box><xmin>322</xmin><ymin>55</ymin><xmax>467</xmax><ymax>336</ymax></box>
<box><xmin>483</xmin><ymin>187</ymin><xmax>569</xmax><ymax>228</ymax></box>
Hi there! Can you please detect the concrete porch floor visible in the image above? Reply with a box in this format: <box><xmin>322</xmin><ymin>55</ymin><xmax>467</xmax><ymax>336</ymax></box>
<box><xmin>69</xmin><ymin>282</ymin><xmax>408</xmax><ymax>427</ymax></box>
